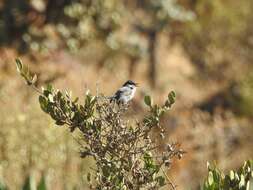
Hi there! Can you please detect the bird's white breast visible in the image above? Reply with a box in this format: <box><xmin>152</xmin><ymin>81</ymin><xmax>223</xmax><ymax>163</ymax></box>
<box><xmin>119</xmin><ymin>85</ymin><xmax>136</xmax><ymax>104</ymax></box>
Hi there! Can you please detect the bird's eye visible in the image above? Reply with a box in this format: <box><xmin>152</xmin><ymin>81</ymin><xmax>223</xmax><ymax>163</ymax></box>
<box><xmin>129</xmin><ymin>85</ymin><xmax>133</xmax><ymax>89</ymax></box>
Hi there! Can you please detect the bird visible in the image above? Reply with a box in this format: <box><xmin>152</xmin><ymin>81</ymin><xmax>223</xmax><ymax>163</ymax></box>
<box><xmin>110</xmin><ymin>80</ymin><xmax>138</xmax><ymax>104</ymax></box>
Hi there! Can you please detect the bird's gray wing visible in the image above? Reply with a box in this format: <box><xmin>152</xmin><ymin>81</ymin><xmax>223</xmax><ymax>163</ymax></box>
<box><xmin>114</xmin><ymin>86</ymin><xmax>131</xmax><ymax>99</ymax></box>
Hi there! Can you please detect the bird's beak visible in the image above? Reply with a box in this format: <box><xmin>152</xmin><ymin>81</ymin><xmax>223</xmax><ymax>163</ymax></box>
<box><xmin>135</xmin><ymin>83</ymin><xmax>139</xmax><ymax>87</ymax></box>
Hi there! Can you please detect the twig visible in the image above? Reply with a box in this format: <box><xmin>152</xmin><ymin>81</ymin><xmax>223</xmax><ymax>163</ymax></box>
<box><xmin>31</xmin><ymin>84</ymin><xmax>43</xmax><ymax>95</ymax></box>
<box><xmin>161</xmin><ymin>167</ymin><xmax>177</xmax><ymax>190</ymax></box>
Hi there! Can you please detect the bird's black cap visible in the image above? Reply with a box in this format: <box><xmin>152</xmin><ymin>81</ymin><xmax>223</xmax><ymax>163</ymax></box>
<box><xmin>123</xmin><ymin>80</ymin><xmax>138</xmax><ymax>87</ymax></box>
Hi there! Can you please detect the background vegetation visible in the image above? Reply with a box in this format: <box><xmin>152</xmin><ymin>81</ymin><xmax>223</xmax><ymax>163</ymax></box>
<box><xmin>1</xmin><ymin>0</ymin><xmax>253</xmax><ymax>189</ymax></box>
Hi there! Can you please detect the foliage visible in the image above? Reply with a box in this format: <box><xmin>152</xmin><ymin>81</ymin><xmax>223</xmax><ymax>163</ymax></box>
<box><xmin>202</xmin><ymin>160</ymin><xmax>253</xmax><ymax>190</ymax></box>
<box><xmin>59</xmin><ymin>0</ymin><xmax>124</xmax><ymax>49</ymax></box>
<box><xmin>179</xmin><ymin>0</ymin><xmax>253</xmax><ymax>74</ymax></box>
<box><xmin>3</xmin><ymin>0</ymin><xmax>253</xmax><ymax>84</ymax></box>
<box><xmin>132</xmin><ymin>0</ymin><xmax>194</xmax><ymax>32</ymax></box>
<box><xmin>16</xmin><ymin>58</ymin><xmax>184</xmax><ymax>189</ymax></box>
<box><xmin>0</xmin><ymin>182</ymin><xmax>7</xmax><ymax>190</ymax></box>
<box><xmin>0</xmin><ymin>0</ymin><xmax>194</xmax><ymax>51</ymax></box>
<box><xmin>1</xmin><ymin>0</ymin><xmax>195</xmax><ymax>87</ymax></box>
<box><xmin>127</xmin><ymin>0</ymin><xmax>194</xmax><ymax>87</ymax></box>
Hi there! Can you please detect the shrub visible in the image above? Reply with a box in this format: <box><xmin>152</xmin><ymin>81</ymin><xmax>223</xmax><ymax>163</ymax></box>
<box><xmin>202</xmin><ymin>160</ymin><xmax>253</xmax><ymax>190</ymax></box>
<box><xmin>16</xmin><ymin>59</ymin><xmax>184</xmax><ymax>190</ymax></box>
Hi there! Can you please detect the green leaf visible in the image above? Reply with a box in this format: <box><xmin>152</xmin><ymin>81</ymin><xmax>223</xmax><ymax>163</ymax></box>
<box><xmin>156</xmin><ymin>176</ymin><xmax>166</xmax><ymax>187</ymax></box>
<box><xmin>230</xmin><ymin>170</ymin><xmax>235</xmax><ymax>180</ymax></box>
<box><xmin>46</xmin><ymin>84</ymin><xmax>53</xmax><ymax>93</ymax></box>
<box><xmin>73</xmin><ymin>97</ymin><xmax>79</xmax><ymax>103</ymax></box>
<box><xmin>207</xmin><ymin>162</ymin><xmax>210</xmax><ymax>169</ymax></box>
<box><xmin>208</xmin><ymin>171</ymin><xmax>214</xmax><ymax>186</ymax></box>
<box><xmin>169</xmin><ymin>90</ymin><xmax>176</xmax><ymax>98</ymax></box>
<box><xmin>143</xmin><ymin>152</ymin><xmax>159</xmax><ymax>174</ymax></box>
<box><xmin>37</xmin><ymin>176</ymin><xmax>47</xmax><ymax>190</ymax></box>
<box><xmin>16</xmin><ymin>61</ymin><xmax>33</xmax><ymax>85</ymax></box>
<box><xmin>87</xmin><ymin>173</ymin><xmax>91</xmax><ymax>182</ymax></box>
<box><xmin>43</xmin><ymin>90</ymin><xmax>51</xmax><ymax>97</ymax></box>
<box><xmin>239</xmin><ymin>175</ymin><xmax>245</xmax><ymax>189</ymax></box>
<box><xmin>224</xmin><ymin>175</ymin><xmax>231</xmax><ymax>189</ymax></box>
<box><xmin>164</xmin><ymin>100</ymin><xmax>171</xmax><ymax>108</ymax></box>
<box><xmin>15</xmin><ymin>58</ymin><xmax>23</xmax><ymax>73</ymax></box>
<box><xmin>55</xmin><ymin>120</ymin><xmax>65</xmax><ymax>126</ymax></box>
<box><xmin>235</xmin><ymin>173</ymin><xmax>240</xmax><ymax>181</ymax></box>
<box><xmin>246</xmin><ymin>181</ymin><xmax>250</xmax><ymax>190</ymax></box>
<box><xmin>22</xmin><ymin>175</ymin><xmax>35</xmax><ymax>190</ymax></box>
<box><xmin>31</xmin><ymin>74</ymin><xmax>37</xmax><ymax>84</ymax></box>
<box><xmin>48</xmin><ymin>94</ymin><xmax>54</xmax><ymax>103</ymax></box>
<box><xmin>0</xmin><ymin>181</ymin><xmax>8</xmax><ymax>190</ymax></box>
<box><xmin>248</xmin><ymin>180</ymin><xmax>253</xmax><ymax>190</ymax></box>
<box><xmin>39</xmin><ymin>96</ymin><xmax>48</xmax><ymax>113</ymax></box>
<box><xmin>144</xmin><ymin>95</ymin><xmax>152</xmax><ymax>107</ymax></box>
<box><xmin>168</xmin><ymin>91</ymin><xmax>176</xmax><ymax>104</ymax></box>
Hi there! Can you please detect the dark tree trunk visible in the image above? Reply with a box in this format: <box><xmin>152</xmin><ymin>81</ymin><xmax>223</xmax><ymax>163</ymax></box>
<box><xmin>148</xmin><ymin>31</ymin><xmax>157</xmax><ymax>88</ymax></box>
<box><xmin>45</xmin><ymin>0</ymin><xmax>72</xmax><ymax>23</ymax></box>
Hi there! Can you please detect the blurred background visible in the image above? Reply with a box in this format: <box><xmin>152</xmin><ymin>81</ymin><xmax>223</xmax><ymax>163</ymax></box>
<box><xmin>1</xmin><ymin>0</ymin><xmax>253</xmax><ymax>189</ymax></box>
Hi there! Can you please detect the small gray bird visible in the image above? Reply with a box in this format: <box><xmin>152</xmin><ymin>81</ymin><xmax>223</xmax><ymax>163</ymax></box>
<box><xmin>110</xmin><ymin>80</ymin><xmax>138</xmax><ymax>104</ymax></box>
